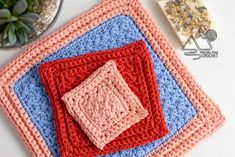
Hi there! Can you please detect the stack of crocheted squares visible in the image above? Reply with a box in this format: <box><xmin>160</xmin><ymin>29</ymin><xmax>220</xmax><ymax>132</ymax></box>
<box><xmin>62</xmin><ymin>61</ymin><xmax>149</xmax><ymax>150</ymax></box>
<box><xmin>39</xmin><ymin>40</ymin><xmax>168</xmax><ymax>156</ymax></box>
<box><xmin>0</xmin><ymin>0</ymin><xmax>224</xmax><ymax>157</ymax></box>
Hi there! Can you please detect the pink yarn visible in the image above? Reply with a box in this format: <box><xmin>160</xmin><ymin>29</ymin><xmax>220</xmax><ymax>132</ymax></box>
<box><xmin>62</xmin><ymin>61</ymin><xmax>148</xmax><ymax>149</ymax></box>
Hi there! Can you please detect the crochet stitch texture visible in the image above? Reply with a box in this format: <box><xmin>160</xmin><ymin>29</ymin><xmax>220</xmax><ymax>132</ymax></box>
<box><xmin>0</xmin><ymin>0</ymin><xmax>224</xmax><ymax>156</ymax></box>
<box><xmin>62</xmin><ymin>60</ymin><xmax>148</xmax><ymax>150</ymax></box>
<box><xmin>39</xmin><ymin>40</ymin><xmax>168</xmax><ymax>157</ymax></box>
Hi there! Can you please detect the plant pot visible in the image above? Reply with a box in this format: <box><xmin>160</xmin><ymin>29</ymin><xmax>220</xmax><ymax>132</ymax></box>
<box><xmin>0</xmin><ymin>0</ymin><xmax>63</xmax><ymax>49</ymax></box>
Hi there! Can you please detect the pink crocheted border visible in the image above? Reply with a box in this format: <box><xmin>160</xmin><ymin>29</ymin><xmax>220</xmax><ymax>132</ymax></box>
<box><xmin>0</xmin><ymin>0</ymin><xmax>225</xmax><ymax>156</ymax></box>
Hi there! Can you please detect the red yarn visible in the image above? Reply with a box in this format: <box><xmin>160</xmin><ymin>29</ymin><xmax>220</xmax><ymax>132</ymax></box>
<box><xmin>39</xmin><ymin>40</ymin><xmax>168</xmax><ymax>157</ymax></box>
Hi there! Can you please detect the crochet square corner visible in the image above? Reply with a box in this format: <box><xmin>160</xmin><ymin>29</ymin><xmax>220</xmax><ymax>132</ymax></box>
<box><xmin>39</xmin><ymin>40</ymin><xmax>168</xmax><ymax>156</ymax></box>
<box><xmin>62</xmin><ymin>60</ymin><xmax>148</xmax><ymax>150</ymax></box>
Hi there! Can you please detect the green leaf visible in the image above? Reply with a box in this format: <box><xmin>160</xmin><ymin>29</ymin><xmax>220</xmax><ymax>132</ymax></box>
<box><xmin>19</xmin><ymin>13</ymin><xmax>39</xmax><ymax>23</ymax></box>
<box><xmin>11</xmin><ymin>0</ymin><xmax>18</xmax><ymax>6</ymax></box>
<box><xmin>16</xmin><ymin>28</ymin><xmax>28</xmax><ymax>44</ymax></box>
<box><xmin>8</xmin><ymin>23</ymin><xmax>16</xmax><ymax>32</ymax></box>
<box><xmin>0</xmin><ymin>9</ymin><xmax>11</xmax><ymax>18</ymax></box>
<box><xmin>3</xmin><ymin>23</ymin><xmax>9</xmax><ymax>39</ymax></box>
<box><xmin>6</xmin><ymin>16</ymin><xmax>18</xmax><ymax>22</ymax></box>
<box><xmin>0</xmin><ymin>0</ymin><xmax>11</xmax><ymax>9</ymax></box>
<box><xmin>8</xmin><ymin>31</ymin><xmax>17</xmax><ymax>45</ymax></box>
<box><xmin>0</xmin><ymin>19</ymin><xmax>6</xmax><ymax>26</ymax></box>
<box><xmin>15</xmin><ymin>20</ymin><xmax>31</xmax><ymax>33</ymax></box>
<box><xmin>12</xmin><ymin>0</ymin><xmax>28</xmax><ymax>16</ymax></box>
<box><xmin>28</xmin><ymin>24</ymin><xmax>37</xmax><ymax>35</ymax></box>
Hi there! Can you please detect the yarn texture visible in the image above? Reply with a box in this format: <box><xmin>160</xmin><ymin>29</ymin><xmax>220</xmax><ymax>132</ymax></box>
<box><xmin>62</xmin><ymin>60</ymin><xmax>148</xmax><ymax>150</ymax></box>
<box><xmin>39</xmin><ymin>40</ymin><xmax>168</xmax><ymax>156</ymax></box>
<box><xmin>0</xmin><ymin>0</ymin><xmax>224</xmax><ymax>156</ymax></box>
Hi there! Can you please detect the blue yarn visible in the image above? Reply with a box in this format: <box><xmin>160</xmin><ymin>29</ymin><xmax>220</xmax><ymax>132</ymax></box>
<box><xmin>14</xmin><ymin>15</ymin><xmax>197</xmax><ymax>157</ymax></box>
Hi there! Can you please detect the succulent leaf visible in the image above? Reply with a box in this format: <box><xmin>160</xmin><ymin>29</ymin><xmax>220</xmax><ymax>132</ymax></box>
<box><xmin>28</xmin><ymin>24</ymin><xmax>37</xmax><ymax>35</ymax></box>
<box><xmin>0</xmin><ymin>0</ymin><xmax>11</xmax><ymax>9</ymax></box>
<box><xmin>16</xmin><ymin>28</ymin><xmax>28</xmax><ymax>44</ymax></box>
<box><xmin>8</xmin><ymin>23</ymin><xmax>16</xmax><ymax>32</ymax></box>
<box><xmin>19</xmin><ymin>13</ymin><xmax>39</xmax><ymax>23</ymax></box>
<box><xmin>12</xmin><ymin>0</ymin><xmax>28</xmax><ymax>16</ymax></box>
<box><xmin>6</xmin><ymin>16</ymin><xmax>18</xmax><ymax>22</ymax></box>
<box><xmin>3</xmin><ymin>23</ymin><xmax>9</xmax><ymax>39</ymax></box>
<box><xmin>0</xmin><ymin>9</ymin><xmax>11</xmax><ymax>18</ymax></box>
<box><xmin>8</xmin><ymin>31</ymin><xmax>17</xmax><ymax>45</ymax></box>
<box><xmin>15</xmin><ymin>20</ymin><xmax>31</xmax><ymax>33</ymax></box>
<box><xmin>0</xmin><ymin>19</ymin><xmax>6</xmax><ymax>26</ymax></box>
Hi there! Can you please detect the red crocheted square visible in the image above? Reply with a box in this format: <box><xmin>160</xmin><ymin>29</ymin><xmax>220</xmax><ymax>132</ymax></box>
<box><xmin>62</xmin><ymin>60</ymin><xmax>148</xmax><ymax>150</ymax></box>
<box><xmin>39</xmin><ymin>40</ymin><xmax>168</xmax><ymax>157</ymax></box>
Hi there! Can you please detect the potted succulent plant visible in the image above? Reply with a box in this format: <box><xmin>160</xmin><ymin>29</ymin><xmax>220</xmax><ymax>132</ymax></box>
<box><xmin>0</xmin><ymin>0</ymin><xmax>62</xmax><ymax>48</ymax></box>
<box><xmin>0</xmin><ymin>0</ymin><xmax>39</xmax><ymax>46</ymax></box>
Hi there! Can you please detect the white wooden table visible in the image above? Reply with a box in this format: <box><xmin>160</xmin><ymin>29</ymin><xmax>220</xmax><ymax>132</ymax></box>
<box><xmin>0</xmin><ymin>0</ymin><xmax>234</xmax><ymax>156</ymax></box>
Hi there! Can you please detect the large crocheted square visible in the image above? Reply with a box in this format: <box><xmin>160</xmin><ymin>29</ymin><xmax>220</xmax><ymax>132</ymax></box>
<box><xmin>62</xmin><ymin>60</ymin><xmax>148</xmax><ymax>150</ymax></box>
<box><xmin>39</xmin><ymin>40</ymin><xmax>168</xmax><ymax>156</ymax></box>
<box><xmin>0</xmin><ymin>0</ymin><xmax>224</xmax><ymax>157</ymax></box>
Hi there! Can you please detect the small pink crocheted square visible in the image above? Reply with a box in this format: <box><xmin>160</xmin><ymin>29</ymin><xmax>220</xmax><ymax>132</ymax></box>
<box><xmin>62</xmin><ymin>60</ymin><xmax>148</xmax><ymax>150</ymax></box>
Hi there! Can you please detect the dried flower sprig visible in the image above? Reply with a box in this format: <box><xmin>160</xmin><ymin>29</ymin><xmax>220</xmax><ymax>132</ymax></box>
<box><xmin>164</xmin><ymin>0</ymin><xmax>211</xmax><ymax>38</ymax></box>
